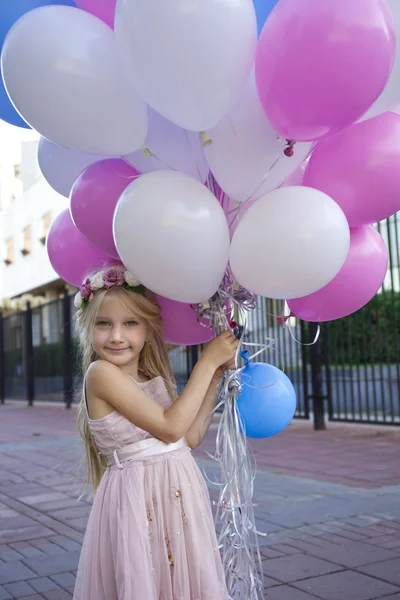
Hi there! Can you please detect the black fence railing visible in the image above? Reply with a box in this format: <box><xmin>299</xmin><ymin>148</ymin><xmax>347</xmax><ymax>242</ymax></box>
<box><xmin>1</xmin><ymin>215</ymin><xmax>399</xmax><ymax>426</ymax></box>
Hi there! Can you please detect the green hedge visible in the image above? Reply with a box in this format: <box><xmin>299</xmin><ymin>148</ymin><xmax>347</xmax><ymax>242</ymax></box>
<box><xmin>323</xmin><ymin>292</ymin><xmax>400</xmax><ymax>365</ymax></box>
<box><xmin>4</xmin><ymin>340</ymin><xmax>80</xmax><ymax>378</ymax></box>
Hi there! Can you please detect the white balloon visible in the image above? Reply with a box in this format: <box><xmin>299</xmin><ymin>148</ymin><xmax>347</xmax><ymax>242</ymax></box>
<box><xmin>38</xmin><ymin>138</ymin><xmax>109</xmax><ymax>198</ymax></box>
<box><xmin>205</xmin><ymin>74</ymin><xmax>313</xmax><ymax>202</ymax></box>
<box><xmin>125</xmin><ymin>108</ymin><xmax>209</xmax><ymax>182</ymax></box>
<box><xmin>361</xmin><ymin>0</ymin><xmax>400</xmax><ymax>120</ymax></box>
<box><xmin>230</xmin><ymin>186</ymin><xmax>350</xmax><ymax>300</ymax></box>
<box><xmin>2</xmin><ymin>6</ymin><xmax>147</xmax><ymax>155</ymax></box>
<box><xmin>115</xmin><ymin>0</ymin><xmax>257</xmax><ymax>131</ymax></box>
<box><xmin>113</xmin><ymin>171</ymin><xmax>230</xmax><ymax>303</ymax></box>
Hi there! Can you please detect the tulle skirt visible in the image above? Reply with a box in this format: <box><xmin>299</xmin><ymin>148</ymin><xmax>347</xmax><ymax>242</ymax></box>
<box><xmin>73</xmin><ymin>447</ymin><xmax>228</xmax><ymax>600</ymax></box>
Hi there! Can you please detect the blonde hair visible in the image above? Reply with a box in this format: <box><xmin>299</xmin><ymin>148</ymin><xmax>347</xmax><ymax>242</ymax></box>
<box><xmin>75</xmin><ymin>286</ymin><xmax>176</xmax><ymax>494</ymax></box>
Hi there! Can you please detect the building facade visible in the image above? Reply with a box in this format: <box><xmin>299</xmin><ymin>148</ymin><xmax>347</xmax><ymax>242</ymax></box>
<box><xmin>0</xmin><ymin>122</ymin><xmax>69</xmax><ymax>307</ymax></box>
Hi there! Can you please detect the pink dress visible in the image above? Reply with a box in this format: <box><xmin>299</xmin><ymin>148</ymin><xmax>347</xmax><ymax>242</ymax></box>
<box><xmin>73</xmin><ymin>376</ymin><xmax>228</xmax><ymax>600</ymax></box>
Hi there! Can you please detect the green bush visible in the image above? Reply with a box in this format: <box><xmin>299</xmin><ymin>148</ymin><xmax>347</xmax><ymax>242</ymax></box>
<box><xmin>323</xmin><ymin>291</ymin><xmax>400</xmax><ymax>366</ymax></box>
<box><xmin>5</xmin><ymin>339</ymin><xmax>80</xmax><ymax>378</ymax></box>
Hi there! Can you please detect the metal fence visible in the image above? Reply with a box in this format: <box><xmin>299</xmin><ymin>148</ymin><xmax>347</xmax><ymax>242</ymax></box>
<box><xmin>1</xmin><ymin>215</ymin><xmax>399</xmax><ymax>426</ymax></box>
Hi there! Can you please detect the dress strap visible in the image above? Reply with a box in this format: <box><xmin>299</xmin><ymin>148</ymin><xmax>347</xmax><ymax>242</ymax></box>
<box><xmin>82</xmin><ymin>375</ymin><xmax>91</xmax><ymax>419</ymax></box>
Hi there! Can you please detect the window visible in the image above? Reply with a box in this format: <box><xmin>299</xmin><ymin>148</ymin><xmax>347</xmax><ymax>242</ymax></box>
<box><xmin>21</xmin><ymin>226</ymin><xmax>32</xmax><ymax>256</ymax></box>
<box><xmin>40</xmin><ymin>212</ymin><xmax>52</xmax><ymax>245</ymax></box>
<box><xmin>4</xmin><ymin>238</ymin><xmax>14</xmax><ymax>265</ymax></box>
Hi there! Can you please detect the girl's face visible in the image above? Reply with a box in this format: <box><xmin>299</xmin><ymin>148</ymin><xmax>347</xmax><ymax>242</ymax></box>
<box><xmin>91</xmin><ymin>294</ymin><xmax>148</xmax><ymax>370</ymax></box>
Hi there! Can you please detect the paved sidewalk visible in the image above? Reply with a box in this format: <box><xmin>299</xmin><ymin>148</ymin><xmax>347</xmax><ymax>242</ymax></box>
<box><xmin>0</xmin><ymin>403</ymin><xmax>400</xmax><ymax>599</ymax></box>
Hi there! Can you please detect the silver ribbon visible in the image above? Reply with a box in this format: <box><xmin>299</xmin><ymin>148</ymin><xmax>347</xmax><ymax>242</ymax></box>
<box><xmin>192</xmin><ymin>274</ymin><xmax>264</xmax><ymax>599</ymax></box>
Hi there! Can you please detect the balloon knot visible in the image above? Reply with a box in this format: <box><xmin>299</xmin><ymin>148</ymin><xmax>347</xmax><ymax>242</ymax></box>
<box><xmin>277</xmin><ymin>312</ymin><xmax>293</xmax><ymax>326</ymax></box>
<box><xmin>199</xmin><ymin>131</ymin><xmax>213</xmax><ymax>147</ymax></box>
<box><xmin>284</xmin><ymin>140</ymin><xmax>295</xmax><ymax>157</ymax></box>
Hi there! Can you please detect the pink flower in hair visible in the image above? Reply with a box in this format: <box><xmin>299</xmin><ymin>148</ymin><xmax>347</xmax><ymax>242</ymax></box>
<box><xmin>80</xmin><ymin>279</ymin><xmax>93</xmax><ymax>300</ymax></box>
<box><xmin>103</xmin><ymin>268</ymin><xmax>124</xmax><ymax>288</ymax></box>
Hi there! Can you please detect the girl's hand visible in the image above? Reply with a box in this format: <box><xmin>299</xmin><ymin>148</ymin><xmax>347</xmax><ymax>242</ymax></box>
<box><xmin>213</xmin><ymin>357</ymin><xmax>237</xmax><ymax>380</ymax></box>
<box><xmin>201</xmin><ymin>331</ymin><xmax>239</xmax><ymax>371</ymax></box>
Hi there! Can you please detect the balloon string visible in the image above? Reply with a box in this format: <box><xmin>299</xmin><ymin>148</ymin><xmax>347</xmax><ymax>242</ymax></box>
<box><xmin>195</xmin><ymin>280</ymin><xmax>265</xmax><ymax>599</ymax></box>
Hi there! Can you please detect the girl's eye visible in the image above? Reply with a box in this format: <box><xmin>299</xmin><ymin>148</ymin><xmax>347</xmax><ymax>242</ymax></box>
<box><xmin>126</xmin><ymin>320</ymin><xmax>138</xmax><ymax>326</ymax></box>
<box><xmin>96</xmin><ymin>321</ymin><xmax>109</xmax><ymax>327</ymax></box>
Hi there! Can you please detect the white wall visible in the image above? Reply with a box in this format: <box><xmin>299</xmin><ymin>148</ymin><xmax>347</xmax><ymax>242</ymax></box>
<box><xmin>0</xmin><ymin>126</ymin><xmax>68</xmax><ymax>300</ymax></box>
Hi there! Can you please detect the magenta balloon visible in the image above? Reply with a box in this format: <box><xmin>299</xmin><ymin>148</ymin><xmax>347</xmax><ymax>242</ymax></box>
<box><xmin>47</xmin><ymin>209</ymin><xmax>120</xmax><ymax>286</ymax></box>
<box><xmin>255</xmin><ymin>0</ymin><xmax>395</xmax><ymax>141</ymax></box>
<box><xmin>304</xmin><ymin>112</ymin><xmax>400</xmax><ymax>227</ymax></box>
<box><xmin>70</xmin><ymin>158</ymin><xmax>140</xmax><ymax>259</ymax></box>
<box><xmin>75</xmin><ymin>0</ymin><xmax>116</xmax><ymax>28</ymax></box>
<box><xmin>288</xmin><ymin>226</ymin><xmax>388</xmax><ymax>322</ymax></box>
<box><xmin>156</xmin><ymin>295</ymin><xmax>215</xmax><ymax>346</ymax></box>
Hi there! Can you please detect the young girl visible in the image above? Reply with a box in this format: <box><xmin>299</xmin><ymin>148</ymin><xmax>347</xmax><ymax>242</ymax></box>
<box><xmin>72</xmin><ymin>266</ymin><xmax>238</xmax><ymax>600</ymax></box>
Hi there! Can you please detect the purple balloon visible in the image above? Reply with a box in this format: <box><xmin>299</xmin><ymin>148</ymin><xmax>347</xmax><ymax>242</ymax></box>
<box><xmin>47</xmin><ymin>209</ymin><xmax>120</xmax><ymax>286</ymax></box>
<box><xmin>75</xmin><ymin>0</ymin><xmax>116</xmax><ymax>28</ymax></box>
<box><xmin>156</xmin><ymin>295</ymin><xmax>214</xmax><ymax>346</ymax></box>
<box><xmin>255</xmin><ymin>0</ymin><xmax>395</xmax><ymax>141</ymax></box>
<box><xmin>288</xmin><ymin>226</ymin><xmax>388</xmax><ymax>322</ymax></box>
<box><xmin>70</xmin><ymin>158</ymin><xmax>140</xmax><ymax>259</ymax></box>
<box><xmin>304</xmin><ymin>112</ymin><xmax>400</xmax><ymax>227</ymax></box>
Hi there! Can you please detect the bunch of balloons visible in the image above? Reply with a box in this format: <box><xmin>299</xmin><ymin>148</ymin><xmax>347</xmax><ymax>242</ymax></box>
<box><xmin>1</xmin><ymin>1</ymin><xmax>399</xmax><ymax>431</ymax></box>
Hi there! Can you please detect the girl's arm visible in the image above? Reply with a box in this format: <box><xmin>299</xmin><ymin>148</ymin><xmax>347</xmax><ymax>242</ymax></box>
<box><xmin>86</xmin><ymin>332</ymin><xmax>238</xmax><ymax>444</ymax></box>
<box><xmin>184</xmin><ymin>355</ymin><xmax>236</xmax><ymax>449</ymax></box>
<box><xmin>184</xmin><ymin>371</ymin><xmax>222</xmax><ymax>449</ymax></box>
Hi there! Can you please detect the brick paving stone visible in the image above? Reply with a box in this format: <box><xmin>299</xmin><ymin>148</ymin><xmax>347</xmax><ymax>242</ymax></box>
<box><xmin>42</xmin><ymin>590</ymin><xmax>72</xmax><ymax>599</ymax></box>
<box><xmin>32</xmin><ymin>544</ymin><xmax>66</xmax><ymax>556</ymax></box>
<box><xmin>268</xmin><ymin>543</ymin><xmax>304</xmax><ymax>555</ymax></box>
<box><xmin>49</xmin><ymin>537</ymin><xmax>81</xmax><ymax>553</ymax></box>
<box><xmin>262</xmin><ymin>585</ymin><xmax>320</xmax><ymax>599</ymax></box>
<box><xmin>0</xmin><ymin>561</ymin><xmax>36</xmax><ymax>585</ymax></box>
<box><xmin>262</xmin><ymin>553</ymin><xmax>342</xmax><ymax>584</ymax></box>
<box><xmin>294</xmin><ymin>570</ymin><xmax>400</xmax><ymax>600</ymax></box>
<box><xmin>0</xmin><ymin>549</ymin><xmax>23</xmax><ymax>562</ymax></box>
<box><xmin>357</xmin><ymin>558</ymin><xmax>400</xmax><ymax>587</ymax></box>
<box><xmin>23</xmin><ymin>552</ymin><xmax>81</xmax><ymax>577</ymax></box>
<box><xmin>290</xmin><ymin>538</ymin><xmax>400</xmax><ymax>568</ymax></box>
<box><xmin>50</xmin><ymin>573</ymin><xmax>75</xmax><ymax>588</ymax></box>
<box><xmin>3</xmin><ymin>581</ymin><xmax>36</xmax><ymax>598</ymax></box>
<box><xmin>0</xmin><ymin>526</ymin><xmax>55</xmax><ymax>545</ymax></box>
<box><xmin>28</xmin><ymin>577</ymin><xmax>61</xmax><ymax>593</ymax></box>
<box><xmin>0</xmin><ymin>587</ymin><xmax>11</xmax><ymax>600</ymax></box>
<box><xmin>264</xmin><ymin>575</ymin><xmax>283</xmax><ymax>588</ymax></box>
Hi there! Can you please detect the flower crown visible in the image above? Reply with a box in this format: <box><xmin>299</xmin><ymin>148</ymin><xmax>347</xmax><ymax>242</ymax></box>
<box><xmin>74</xmin><ymin>267</ymin><xmax>145</xmax><ymax>309</ymax></box>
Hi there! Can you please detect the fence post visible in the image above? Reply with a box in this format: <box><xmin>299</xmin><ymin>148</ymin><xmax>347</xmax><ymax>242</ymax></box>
<box><xmin>25</xmin><ymin>302</ymin><xmax>35</xmax><ymax>406</ymax></box>
<box><xmin>309</xmin><ymin>322</ymin><xmax>326</xmax><ymax>430</ymax></box>
<box><xmin>63</xmin><ymin>291</ymin><xmax>74</xmax><ymax>408</ymax></box>
<box><xmin>186</xmin><ymin>344</ymin><xmax>199</xmax><ymax>380</ymax></box>
<box><xmin>0</xmin><ymin>312</ymin><xmax>4</xmax><ymax>404</ymax></box>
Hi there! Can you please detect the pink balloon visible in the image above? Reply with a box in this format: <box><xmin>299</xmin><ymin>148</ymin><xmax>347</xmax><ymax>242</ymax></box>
<box><xmin>47</xmin><ymin>209</ymin><xmax>120</xmax><ymax>286</ymax></box>
<box><xmin>70</xmin><ymin>158</ymin><xmax>140</xmax><ymax>259</ymax></box>
<box><xmin>288</xmin><ymin>226</ymin><xmax>388</xmax><ymax>322</ymax></box>
<box><xmin>255</xmin><ymin>0</ymin><xmax>395</xmax><ymax>141</ymax></box>
<box><xmin>156</xmin><ymin>295</ymin><xmax>215</xmax><ymax>346</ymax></box>
<box><xmin>75</xmin><ymin>0</ymin><xmax>116</xmax><ymax>28</ymax></box>
<box><xmin>303</xmin><ymin>112</ymin><xmax>400</xmax><ymax>227</ymax></box>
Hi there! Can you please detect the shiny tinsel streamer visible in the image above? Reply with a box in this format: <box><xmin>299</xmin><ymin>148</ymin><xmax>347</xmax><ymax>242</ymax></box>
<box><xmin>192</xmin><ymin>274</ymin><xmax>264</xmax><ymax>599</ymax></box>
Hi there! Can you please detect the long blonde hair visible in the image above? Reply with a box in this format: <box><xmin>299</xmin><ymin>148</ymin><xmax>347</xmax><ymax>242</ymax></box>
<box><xmin>75</xmin><ymin>286</ymin><xmax>176</xmax><ymax>494</ymax></box>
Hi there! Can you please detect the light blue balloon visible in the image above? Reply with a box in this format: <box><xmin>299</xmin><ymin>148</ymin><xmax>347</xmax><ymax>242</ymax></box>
<box><xmin>0</xmin><ymin>0</ymin><xmax>77</xmax><ymax>128</ymax></box>
<box><xmin>253</xmin><ymin>0</ymin><xmax>279</xmax><ymax>37</ymax></box>
<box><xmin>237</xmin><ymin>361</ymin><xmax>296</xmax><ymax>439</ymax></box>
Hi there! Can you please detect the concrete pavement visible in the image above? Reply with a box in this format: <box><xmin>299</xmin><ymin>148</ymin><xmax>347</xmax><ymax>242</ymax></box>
<box><xmin>0</xmin><ymin>403</ymin><xmax>400</xmax><ymax>599</ymax></box>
